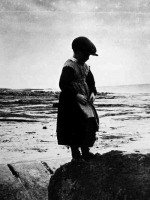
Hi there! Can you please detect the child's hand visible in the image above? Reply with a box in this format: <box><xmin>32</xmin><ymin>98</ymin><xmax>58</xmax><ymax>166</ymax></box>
<box><xmin>89</xmin><ymin>92</ymin><xmax>95</xmax><ymax>103</ymax></box>
<box><xmin>76</xmin><ymin>94</ymin><xmax>87</xmax><ymax>105</ymax></box>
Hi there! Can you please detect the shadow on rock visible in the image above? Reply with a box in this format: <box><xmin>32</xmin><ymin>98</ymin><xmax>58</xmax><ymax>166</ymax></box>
<box><xmin>48</xmin><ymin>150</ymin><xmax>150</xmax><ymax>200</ymax></box>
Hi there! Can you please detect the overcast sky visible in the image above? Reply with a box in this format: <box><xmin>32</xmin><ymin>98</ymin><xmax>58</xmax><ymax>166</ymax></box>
<box><xmin>0</xmin><ymin>0</ymin><xmax>150</xmax><ymax>89</ymax></box>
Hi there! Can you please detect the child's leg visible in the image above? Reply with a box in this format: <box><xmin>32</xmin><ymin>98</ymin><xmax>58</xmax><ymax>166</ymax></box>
<box><xmin>81</xmin><ymin>146</ymin><xmax>95</xmax><ymax>161</ymax></box>
<box><xmin>70</xmin><ymin>145</ymin><xmax>81</xmax><ymax>159</ymax></box>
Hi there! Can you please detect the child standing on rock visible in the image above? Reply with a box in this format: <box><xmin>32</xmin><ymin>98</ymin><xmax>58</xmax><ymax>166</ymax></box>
<box><xmin>56</xmin><ymin>36</ymin><xmax>99</xmax><ymax>161</ymax></box>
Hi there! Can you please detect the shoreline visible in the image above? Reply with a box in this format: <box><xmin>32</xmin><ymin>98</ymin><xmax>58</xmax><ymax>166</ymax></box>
<box><xmin>0</xmin><ymin>89</ymin><xmax>150</xmax><ymax>165</ymax></box>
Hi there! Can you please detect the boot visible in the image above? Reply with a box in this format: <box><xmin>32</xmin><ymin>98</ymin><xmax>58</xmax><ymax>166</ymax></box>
<box><xmin>70</xmin><ymin>146</ymin><xmax>82</xmax><ymax>160</ymax></box>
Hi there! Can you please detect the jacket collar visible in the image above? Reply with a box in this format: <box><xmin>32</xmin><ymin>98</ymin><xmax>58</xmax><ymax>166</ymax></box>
<box><xmin>70</xmin><ymin>57</ymin><xmax>78</xmax><ymax>63</ymax></box>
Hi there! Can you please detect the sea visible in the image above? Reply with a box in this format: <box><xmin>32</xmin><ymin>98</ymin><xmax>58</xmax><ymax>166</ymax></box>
<box><xmin>0</xmin><ymin>84</ymin><xmax>150</xmax><ymax>123</ymax></box>
<box><xmin>98</xmin><ymin>84</ymin><xmax>150</xmax><ymax>94</ymax></box>
<box><xmin>96</xmin><ymin>84</ymin><xmax>150</xmax><ymax>120</ymax></box>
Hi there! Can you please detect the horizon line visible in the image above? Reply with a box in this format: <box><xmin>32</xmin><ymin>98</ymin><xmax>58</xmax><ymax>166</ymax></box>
<box><xmin>0</xmin><ymin>83</ymin><xmax>150</xmax><ymax>90</ymax></box>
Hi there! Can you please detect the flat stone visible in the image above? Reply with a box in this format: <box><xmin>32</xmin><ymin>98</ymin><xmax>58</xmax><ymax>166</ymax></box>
<box><xmin>0</xmin><ymin>164</ymin><xmax>30</xmax><ymax>200</ymax></box>
<box><xmin>11</xmin><ymin>161</ymin><xmax>51</xmax><ymax>200</ymax></box>
<box><xmin>0</xmin><ymin>157</ymin><xmax>71</xmax><ymax>200</ymax></box>
<box><xmin>42</xmin><ymin>157</ymin><xmax>71</xmax><ymax>172</ymax></box>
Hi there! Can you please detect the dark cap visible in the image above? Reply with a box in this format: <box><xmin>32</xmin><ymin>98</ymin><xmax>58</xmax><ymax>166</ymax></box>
<box><xmin>72</xmin><ymin>36</ymin><xmax>98</xmax><ymax>56</ymax></box>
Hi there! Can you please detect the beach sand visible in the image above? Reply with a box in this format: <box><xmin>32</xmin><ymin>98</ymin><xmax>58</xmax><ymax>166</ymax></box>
<box><xmin>1</xmin><ymin>104</ymin><xmax>150</xmax><ymax>165</ymax></box>
<box><xmin>0</xmin><ymin>89</ymin><xmax>150</xmax><ymax>165</ymax></box>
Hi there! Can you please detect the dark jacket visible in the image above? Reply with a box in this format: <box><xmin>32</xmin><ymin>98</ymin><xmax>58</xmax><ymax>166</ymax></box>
<box><xmin>56</xmin><ymin>59</ymin><xmax>98</xmax><ymax>147</ymax></box>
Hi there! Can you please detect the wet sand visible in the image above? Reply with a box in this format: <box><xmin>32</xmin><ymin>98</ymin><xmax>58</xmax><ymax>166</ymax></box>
<box><xmin>0</xmin><ymin>89</ymin><xmax>150</xmax><ymax>164</ymax></box>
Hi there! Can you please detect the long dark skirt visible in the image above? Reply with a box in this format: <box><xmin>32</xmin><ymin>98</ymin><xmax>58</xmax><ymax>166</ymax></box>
<box><xmin>56</xmin><ymin>91</ymin><xmax>98</xmax><ymax>147</ymax></box>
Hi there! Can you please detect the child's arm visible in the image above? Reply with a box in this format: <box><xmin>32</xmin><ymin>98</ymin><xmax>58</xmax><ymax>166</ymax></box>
<box><xmin>86</xmin><ymin>69</ymin><xmax>97</xmax><ymax>95</ymax></box>
<box><xmin>59</xmin><ymin>66</ymin><xmax>78</xmax><ymax>96</ymax></box>
<box><xmin>86</xmin><ymin>69</ymin><xmax>97</xmax><ymax>102</ymax></box>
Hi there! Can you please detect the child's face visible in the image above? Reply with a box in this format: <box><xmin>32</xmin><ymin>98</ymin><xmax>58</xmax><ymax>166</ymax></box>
<box><xmin>76</xmin><ymin>50</ymin><xmax>90</xmax><ymax>64</ymax></box>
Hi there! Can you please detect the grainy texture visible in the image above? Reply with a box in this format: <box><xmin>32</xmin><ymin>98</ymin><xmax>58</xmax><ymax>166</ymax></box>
<box><xmin>0</xmin><ymin>164</ymin><xmax>30</xmax><ymax>200</ymax></box>
<box><xmin>48</xmin><ymin>151</ymin><xmax>150</xmax><ymax>200</ymax></box>
<box><xmin>0</xmin><ymin>158</ymin><xmax>70</xmax><ymax>200</ymax></box>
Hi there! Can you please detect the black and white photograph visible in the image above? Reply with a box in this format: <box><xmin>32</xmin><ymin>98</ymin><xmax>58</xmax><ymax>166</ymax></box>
<box><xmin>1</xmin><ymin>0</ymin><xmax>150</xmax><ymax>199</ymax></box>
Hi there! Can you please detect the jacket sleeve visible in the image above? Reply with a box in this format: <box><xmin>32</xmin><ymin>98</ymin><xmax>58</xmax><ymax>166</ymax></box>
<box><xmin>86</xmin><ymin>69</ymin><xmax>97</xmax><ymax>95</ymax></box>
<box><xmin>59</xmin><ymin>66</ymin><xmax>78</xmax><ymax>96</ymax></box>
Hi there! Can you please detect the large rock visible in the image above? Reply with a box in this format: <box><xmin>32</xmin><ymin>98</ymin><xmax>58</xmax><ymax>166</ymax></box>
<box><xmin>48</xmin><ymin>151</ymin><xmax>150</xmax><ymax>200</ymax></box>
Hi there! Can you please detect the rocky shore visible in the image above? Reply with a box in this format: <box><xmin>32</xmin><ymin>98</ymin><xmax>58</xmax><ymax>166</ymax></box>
<box><xmin>48</xmin><ymin>151</ymin><xmax>150</xmax><ymax>200</ymax></box>
<box><xmin>0</xmin><ymin>157</ymin><xmax>70</xmax><ymax>200</ymax></box>
<box><xmin>1</xmin><ymin>151</ymin><xmax>150</xmax><ymax>200</ymax></box>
